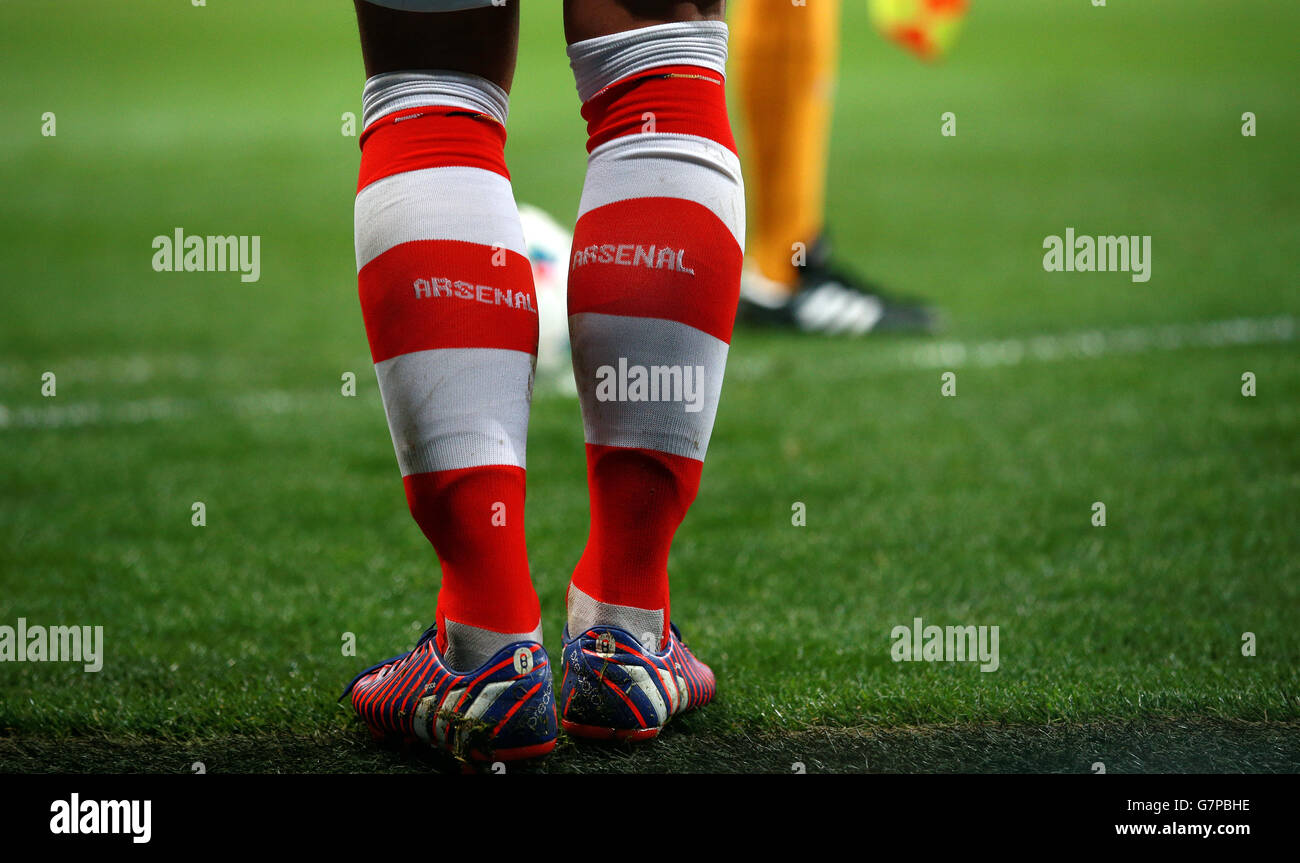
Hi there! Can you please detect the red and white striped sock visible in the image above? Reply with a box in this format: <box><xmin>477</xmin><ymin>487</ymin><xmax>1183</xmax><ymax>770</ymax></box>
<box><xmin>564</xmin><ymin>21</ymin><xmax>744</xmax><ymax>650</ymax></box>
<box><xmin>354</xmin><ymin>71</ymin><xmax>541</xmax><ymax>672</ymax></box>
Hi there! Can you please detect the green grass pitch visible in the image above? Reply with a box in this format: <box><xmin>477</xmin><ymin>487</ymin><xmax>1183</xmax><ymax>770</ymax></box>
<box><xmin>0</xmin><ymin>0</ymin><xmax>1296</xmax><ymax>773</ymax></box>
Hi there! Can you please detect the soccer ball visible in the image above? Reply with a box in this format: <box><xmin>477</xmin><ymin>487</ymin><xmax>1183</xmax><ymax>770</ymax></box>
<box><xmin>868</xmin><ymin>0</ymin><xmax>969</xmax><ymax>61</ymax></box>
<box><xmin>517</xmin><ymin>203</ymin><xmax>574</xmax><ymax>390</ymax></box>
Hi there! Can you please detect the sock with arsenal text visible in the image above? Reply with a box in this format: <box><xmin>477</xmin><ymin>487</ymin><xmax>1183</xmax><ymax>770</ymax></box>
<box><xmin>354</xmin><ymin>71</ymin><xmax>542</xmax><ymax>672</ymax></box>
<box><xmin>564</xmin><ymin>21</ymin><xmax>744</xmax><ymax>650</ymax></box>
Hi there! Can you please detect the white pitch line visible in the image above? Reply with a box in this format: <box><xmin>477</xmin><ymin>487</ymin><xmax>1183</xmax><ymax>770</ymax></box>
<box><xmin>730</xmin><ymin>315</ymin><xmax>1296</xmax><ymax>381</ymax></box>
<box><xmin>0</xmin><ymin>390</ymin><xmax>317</xmax><ymax>431</ymax></box>
<box><xmin>0</xmin><ymin>353</ymin><xmax>229</xmax><ymax>386</ymax></box>
<box><xmin>892</xmin><ymin>315</ymin><xmax>1295</xmax><ymax>372</ymax></box>
<box><xmin>1</xmin><ymin>316</ymin><xmax>1294</xmax><ymax>430</ymax></box>
<box><xmin>0</xmin><ymin>354</ymin><xmax>376</xmax><ymax>386</ymax></box>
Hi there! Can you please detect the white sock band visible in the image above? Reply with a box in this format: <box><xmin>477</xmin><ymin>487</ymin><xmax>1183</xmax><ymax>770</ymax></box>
<box><xmin>361</xmin><ymin>70</ymin><xmax>509</xmax><ymax>130</ymax></box>
<box><xmin>442</xmin><ymin>618</ymin><xmax>543</xmax><ymax>673</ymax></box>
<box><xmin>567</xmin><ymin>20</ymin><xmax>730</xmax><ymax>103</ymax></box>
<box><xmin>567</xmin><ymin>584</ymin><xmax>664</xmax><ymax>651</ymax></box>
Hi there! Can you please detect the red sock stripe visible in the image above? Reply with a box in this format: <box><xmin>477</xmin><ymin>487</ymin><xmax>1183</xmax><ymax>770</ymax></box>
<box><xmin>567</xmin><ymin>197</ymin><xmax>742</xmax><ymax>344</ymax></box>
<box><xmin>405</xmin><ymin>466</ymin><xmax>540</xmax><ymax>636</ymax></box>
<box><xmin>581</xmin><ymin>65</ymin><xmax>736</xmax><ymax>155</ymax></box>
<box><xmin>359</xmin><ymin>241</ymin><xmax>538</xmax><ymax>362</ymax></box>
<box><xmin>358</xmin><ymin>106</ymin><xmax>509</xmax><ymax>192</ymax></box>
<box><xmin>569</xmin><ymin>444</ymin><xmax>703</xmax><ymax>615</ymax></box>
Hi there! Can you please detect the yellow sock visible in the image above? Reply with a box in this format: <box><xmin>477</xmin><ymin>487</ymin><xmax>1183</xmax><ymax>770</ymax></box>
<box><xmin>733</xmin><ymin>0</ymin><xmax>841</xmax><ymax>291</ymax></box>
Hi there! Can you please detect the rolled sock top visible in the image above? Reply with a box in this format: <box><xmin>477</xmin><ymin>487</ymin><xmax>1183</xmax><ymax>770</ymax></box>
<box><xmin>567</xmin><ymin>20</ymin><xmax>730</xmax><ymax>103</ymax></box>
<box><xmin>362</xmin><ymin>69</ymin><xmax>510</xmax><ymax>130</ymax></box>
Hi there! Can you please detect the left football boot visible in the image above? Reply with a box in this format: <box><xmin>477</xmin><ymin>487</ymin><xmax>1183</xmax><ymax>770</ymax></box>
<box><xmin>341</xmin><ymin>623</ymin><xmax>557</xmax><ymax>762</ymax></box>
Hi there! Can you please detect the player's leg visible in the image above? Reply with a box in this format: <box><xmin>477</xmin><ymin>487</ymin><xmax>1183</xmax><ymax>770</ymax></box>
<box><xmin>343</xmin><ymin>0</ymin><xmax>555</xmax><ymax>761</ymax></box>
<box><xmin>734</xmin><ymin>0</ymin><xmax>936</xmax><ymax>334</ymax></box>
<box><xmin>733</xmin><ymin>0</ymin><xmax>839</xmax><ymax>295</ymax></box>
<box><xmin>355</xmin><ymin>0</ymin><xmax>519</xmax><ymax>87</ymax></box>
<box><xmin>560</xmin><ymin>0</ymin><xmax>737</xmax><ymax>738</ymax></box>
